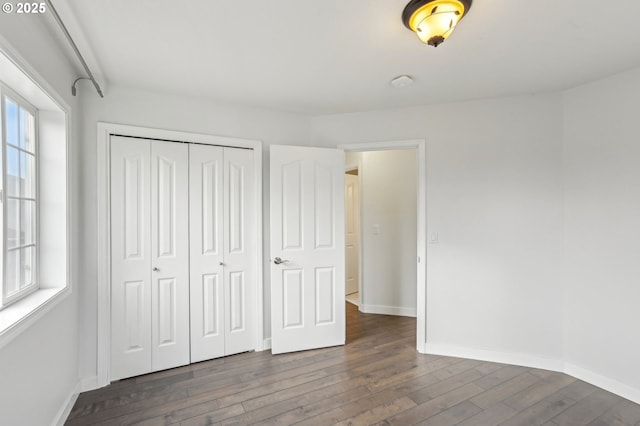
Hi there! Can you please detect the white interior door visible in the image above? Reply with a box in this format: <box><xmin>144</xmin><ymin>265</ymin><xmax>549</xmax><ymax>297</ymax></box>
<box><xmin>189</xmin><ymin>144</ymin><xmax>225</xmax><ymax>362</ymax></box>
<box><xmin>223</xmin><ymin>147</ymin><xmax>255</xmax><ymax>355</ymax></box>
<box><xmin>345</xmin><ymin>173</ymin><xmax>359</xmax><ymax>295</ymax></box>
<box><xmin>189</xmin><ymin>145</ymin><xmax>255</xmax><ymax>362</ymax></box>
<box><xmin>110</xmin><ymin>136</ymin><xmax>152</xmax><ymax>380</ymax></box>
<box><xmin>150</xmin><ymin>141</ymin><xmax>190</xmax><ymax>372</ymax></box>
<box><xmin>270</xmin><ymin>145</ymin><xmax>345</xmax><ymax>354</ymax></box>
<box><xmin>111</xmin><ymin>136</ymin><xmax>190</xmax><ymax>380</ymax></box>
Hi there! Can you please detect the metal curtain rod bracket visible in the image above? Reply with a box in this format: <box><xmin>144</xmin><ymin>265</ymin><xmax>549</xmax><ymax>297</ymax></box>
<box><xmin>44</xmin><ymin>0</ymin><xmax>104</xmax><ymax>98</ymax></box>
<box><xmin>71</xmin><ymin>77</ymin><xmax>90</xmax><ymax>96</ymax></box>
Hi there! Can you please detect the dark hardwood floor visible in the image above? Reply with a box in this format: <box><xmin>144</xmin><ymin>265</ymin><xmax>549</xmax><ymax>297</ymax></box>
<box><xmin>67</xmin><ymin>303</ymin><xmax>640</xmax><ymax>425</ymax></box>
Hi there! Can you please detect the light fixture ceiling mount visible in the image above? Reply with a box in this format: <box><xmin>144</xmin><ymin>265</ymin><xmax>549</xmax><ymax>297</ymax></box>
<box><xmin>402</xmin><ymin>0</ymin><xmax>472</xmax><ymax>47</ymax></box>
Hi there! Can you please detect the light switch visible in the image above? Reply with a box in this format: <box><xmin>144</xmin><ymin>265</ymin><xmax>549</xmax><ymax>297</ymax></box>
<box><xmin>373</xmin><ymin>224</ymin><xmax>380</xmax><ymax>235</ymax></box>
<box><xmin>429</xmin><ymin>232</ymin><xmax>438</xmax><ymax>243</ymax></box>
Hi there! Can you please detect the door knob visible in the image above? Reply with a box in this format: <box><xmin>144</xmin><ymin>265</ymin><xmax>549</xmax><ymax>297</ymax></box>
<box><xmin>152</xmin><ymin>267</ymin><xmax>159</xmax><ymax>272</ymax></box>
<box><xmin>273</xmin><ymin>257</ymin><xmax>289</xmax><ymax>265</ymax></box>
<box><xmin>219</xmin><ymin>262</ymin><xmax>226</xmax><ymax>266</ymax></box>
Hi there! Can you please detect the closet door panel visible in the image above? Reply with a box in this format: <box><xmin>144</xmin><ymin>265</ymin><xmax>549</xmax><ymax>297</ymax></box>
<box><xmin>150</xmin><ymin>141</ymin><xmax>190</xmax><ymax>371</ymax></box>
<box><xmin>189</xmin><ymin>145</ymin><xmax>225</xmax><ymax>362</ymax></box>
<box><xmin>224</xmin><ymin>148</ymin><xmax>255</xmax><ymax>355</ymax></box>
<box><xmin>110</xmin><ymin>136</ymin><xmax>152</xmax><ymax>380</ymax></box>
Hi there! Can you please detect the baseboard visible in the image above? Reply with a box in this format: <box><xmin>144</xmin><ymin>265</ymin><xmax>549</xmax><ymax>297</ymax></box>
<box><xmin>564</xmin><ymin>362</ymin><xmax>640</xmax><ymax>405</ymax></box>
<box><xmin>360</xmin><ymin>304</ymin><xmax>416</xmax><ymax>318</ymax></box>
<box><xmin>424</xmin><ymin>342</ymin><xmax>640</xmax><ymax>405</ymax></box>
<box><xmin>53</xmin><ymin>381</ymin><xmax>79</xmax><ymax>426</ymax></box>
<box><xmin>425</xmin><ymin>342</ymin><xmax>564</xmax><ymax>372</ymax></box>
<box><xmin>263</xmin><ymin>338</ymin><xmax>272</xmax><ymax>350</ymax></box>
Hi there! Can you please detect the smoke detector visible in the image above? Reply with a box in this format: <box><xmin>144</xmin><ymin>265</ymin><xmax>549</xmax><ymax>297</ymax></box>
<box><xmin>391</xmin><ymin>75</ymin><xmax>414</xmax><ymax>88</ymax></box>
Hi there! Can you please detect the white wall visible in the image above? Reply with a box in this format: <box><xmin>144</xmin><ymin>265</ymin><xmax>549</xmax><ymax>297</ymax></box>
<box><xmin>0</xmin><ymin>15</ymin><xmax>81</xmax><ymax>426</ymax></box>
<box><xmin>311</xmin><ymin>94</ymin><xmax>566</xmax><ymax>365</ymax></box>
<box><xmin>312</xmin><ymin>79</ymin><xmax>640</xmax><ymax>402</ymax></box>
<box><xmin>562</xmin><ymin>67</ymin><xmax>640</xmax><ymax>400</ymax></box>
<box><xmin>77</xmin><ymin>85</ymin><xmax>311</xmax><ymax>382</ymax></box>
<box><xmin>356</xmin><ymin>150</ymin><xmax>417</xmax><ymax>316</ymax></box>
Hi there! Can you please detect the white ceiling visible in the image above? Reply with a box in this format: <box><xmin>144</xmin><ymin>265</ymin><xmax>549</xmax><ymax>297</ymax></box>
<box><xmin>62</xmin><ymin>0</ymin><xmax>640</xmax><ymax>115</ymax></box>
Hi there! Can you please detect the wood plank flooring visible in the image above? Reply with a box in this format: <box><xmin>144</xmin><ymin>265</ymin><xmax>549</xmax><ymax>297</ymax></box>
<box><xmin>67</xmin><ymin>304</ymin><xmax>640</xmax><ymax>425</ymax></box>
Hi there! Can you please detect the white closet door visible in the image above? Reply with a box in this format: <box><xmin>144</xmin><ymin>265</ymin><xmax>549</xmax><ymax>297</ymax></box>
<box><xmin>223</xmin><ymin>148</ymin><xmax>255</xmax><ymax>355</ymax></box>
<box><xmin>110</xmin><ymin>136</ymin><xmax>152</xmax><ymax>380</ymax></box>
<box><xmin>150</xmin><ymin>141</ymin><xmax>190</xmax><ymax>372</ymax></box>
<box><xmin>189</xmin><ymin>144</ymin><xmax>225</xmax><ymax>363</ymax></box>
<box><xmin>112</xmin><ymin>138</ymin><xmax>254</xmax><ymax>378</ymax></box>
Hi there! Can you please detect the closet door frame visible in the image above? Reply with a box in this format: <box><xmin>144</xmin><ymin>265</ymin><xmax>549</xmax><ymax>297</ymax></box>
<box><xmin>96</xmin><ymin>122</ymin><xmax>263</xmax><ymax>389</ymax></box>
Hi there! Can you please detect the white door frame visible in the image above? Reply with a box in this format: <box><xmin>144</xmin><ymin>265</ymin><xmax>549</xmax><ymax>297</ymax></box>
<box><xmin>339</xmin><ymin>139</ymin><xmax>427</xmax><ymax>353</ymax></box>
<box><xmin>95</xmin><ymin>122</ymin><xmax>263</xmax><ymax>388</ymax></box>
<box><xmin>343</xmin><ymin>162</ymin><xmax>362</xmax><ymax>303</ymax></box>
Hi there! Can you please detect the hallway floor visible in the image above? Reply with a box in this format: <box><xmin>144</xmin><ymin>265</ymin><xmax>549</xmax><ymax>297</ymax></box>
<box><xmin>345</xmin><ymin>292</ymin><xmax>359</xmax><ymax>307</ymax></box>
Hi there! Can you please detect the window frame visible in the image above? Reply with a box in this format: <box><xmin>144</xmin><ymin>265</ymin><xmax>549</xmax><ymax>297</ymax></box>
<box><xmin>0</xmin><ymin>40</ymin><xmax>70</xmax><ymax>351</ymax></box>
<box><xmin>0</xmin><ymin>82</ymin><xmax>40</xmax><ymax>309</ymax></box>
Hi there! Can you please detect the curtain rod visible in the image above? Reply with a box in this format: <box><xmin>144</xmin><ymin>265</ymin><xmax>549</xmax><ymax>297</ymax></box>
<box><xmin>44</xmin><ymin>0</ymin><xmax>104</xmax><ymax>98</ymax></box>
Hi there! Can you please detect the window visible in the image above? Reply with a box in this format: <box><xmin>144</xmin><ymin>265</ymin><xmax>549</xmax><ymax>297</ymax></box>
<box><xmin>0</xmin><ymin>45</ymin><xmax>68</xmax><ymax>347</ymax></box>
<box><xmin>1</xmin><ymin>85</ymin><xmax>38</xmax><ymax>308</ymax></box>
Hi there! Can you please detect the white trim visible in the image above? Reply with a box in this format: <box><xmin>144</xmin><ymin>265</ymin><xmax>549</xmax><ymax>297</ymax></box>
<box><xmin>425</xmin><ymin>342</ymin><xmax>564</xmax><ymax>372</ymax></box>
<box><xmin>0</xmin><ymin>35</ymin><xmax>72</xmax><ymax>349</ymax></box>
<box><xmin>564</xmin><ymin>363</ymin><xmax>640</xmax><ymax>405</ymax></box>
<box><xmin>339</xmin><ymin>139</ymin><xmax>427</xmax><ymax>353</ymax></box>
<box><xmin>95</xmin><ymin>124</ymin><xmax>110</xmax><ymax>388</ymax></box>
<box><xmin>0</xmin><ymin>34</ymin><xmax>71</xmax><ymax>113</ymax></box>
<box><xmin>95</xmin><ymin>122</ymin><xmax>263</xmax><ymax>389</ymax></box>
<box><xmin>0</xmin><ymin>84</ymin><xmax>40</xmax><ymax>308</ymax></box>
<box><xmin>0</xmin><ymin>287</ymin><xmax>69</xmax><ymax>349</ymax></box>
<box><xmin>360</xmin><ymin>304</ymin><xmax>416</xmax><ymax>318</ymax></box>
<box><xmin>252</xmin><ymin>140</ymin><xmax>264</xmax><ymax>352</ymax></box>
<box><xmin>53</xmin><ymin>381</ymin><xmax>80</xmax><ymax>426</ymax></box>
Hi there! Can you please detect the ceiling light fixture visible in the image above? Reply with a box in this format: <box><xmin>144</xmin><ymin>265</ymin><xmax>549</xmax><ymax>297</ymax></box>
<box><xmin>402</xmin><ymin>0</ymin><xmax>472</xmax><ymax>47</ymax></box>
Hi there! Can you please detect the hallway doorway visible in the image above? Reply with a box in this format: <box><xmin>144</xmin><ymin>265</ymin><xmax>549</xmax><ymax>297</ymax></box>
<box><xmin>340</xmin><ymin>139</ymin><xmax>426</xmax><ymax>352</ymax></box>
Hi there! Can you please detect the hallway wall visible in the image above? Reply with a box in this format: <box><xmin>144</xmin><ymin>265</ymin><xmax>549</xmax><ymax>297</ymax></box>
<box><xmin>356</xmin><ymin>150</ymin><xmax>418</xmax><ymax>316</ymax></box>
